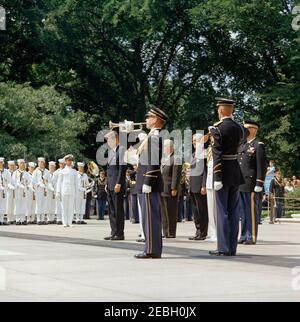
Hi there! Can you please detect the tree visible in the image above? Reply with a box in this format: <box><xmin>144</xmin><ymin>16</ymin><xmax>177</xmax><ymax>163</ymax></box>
<box><xmin>0</xmin><ymin>82</ymin><xmax>88</xmax><ymax>161</ymax></box>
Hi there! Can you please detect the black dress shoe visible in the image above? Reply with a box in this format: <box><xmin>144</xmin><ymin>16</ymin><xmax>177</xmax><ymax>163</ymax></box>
<box><xmin>80</xmin><ymin>221</ymin><xmax>87</xmax><ymax>225</ymax></box>
<box><xmin>57</xmin><ymin>221</ymin><xmax>63</xmax><ymax>225</ymax></box>
<box><xmin>136</xmin><ymin>238</ymin><xmax>145</xmax><ymax>243</ymax></box>
<box><xmin>238</xmin><ymin>240</ymin><xmax>245</xmax><ymax>245</ymax></box>
<box><xmin>135</xmin><ymin>253</ymin><xmax>161</xmax><ymax>259</ymax></box>
<box><xmin>188</xmin><ymin>236</ymin><xmax>199</xmax><ymax>241</ymax></box>
<box><xmin>244</xmin><ymin>241</ymin><xmax>256</xmax><ymax>245</ymax></box>
<box><xmin>209</xmin><ymin>250</ymin><xmax>232</xmax><ymax>257</ymax></box>
<box><xmin>111</xmin><ymin>236</ymin><xmax>125</xmax><ymax>241</ymax></box>
<box><xmin>104</xmin><ymin>236</ymin><xmax>112</xmax><ymax>241</ymax></box>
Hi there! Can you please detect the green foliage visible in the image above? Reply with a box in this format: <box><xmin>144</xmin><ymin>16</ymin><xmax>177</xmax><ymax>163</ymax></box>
<box><xmin>0</xmin><ymin>82</ymin><xmax>88</xmax><ymax>161</ymax></box>
<box><xmin>0</xmin><ymin>0</ymin><xmax>299</xmax><ymax>174</ymax></box>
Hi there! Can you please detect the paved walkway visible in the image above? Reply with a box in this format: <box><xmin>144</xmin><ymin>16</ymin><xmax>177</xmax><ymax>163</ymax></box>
<box><xmin>0</xmin><ymin>220</ymin><xmax>299</xmax><ymax>302</ymax></box>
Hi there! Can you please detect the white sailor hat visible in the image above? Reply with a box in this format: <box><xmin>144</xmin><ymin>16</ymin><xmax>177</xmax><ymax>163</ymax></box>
<box><xmin>38</xmin><ymin>157</ymin><xmax>46</xmax><ymax>163</ymax></box>
<box><xmin>28</xmin><ymin>162</ymin><xmax>36</xmax><ymax>168</ymax></box>
<box><xmin>17</xmin><ymin>159</ymin><xmax>25</xmax><ymax>164</ymax></box>
<box><xmin>64</xmin><ymin>154</ymin><xmax>74</xmax><ymax>161</ymax></box>
<box><xmin>8</xmin><ymin>160</ymin><xmax>15</xmax><ymax>166</ymax></box>
<box><xmin>77</xmin><ymin>162</ymin><xmax>85</xmax><ymax>167</ymax></box>
<box><xmin>58</xmin><ymin>158</ymin><xmax>65</xmax><ymax>164</ymax></box>
<box><xmin>0</xmin><ymin>157</ymin><xmax>5</xmax><ymax>163</ymax></box>
<box><xmin>49</xmin><ymin>161</ymin><xmax>56</xmax><ymax>166</ymax></box>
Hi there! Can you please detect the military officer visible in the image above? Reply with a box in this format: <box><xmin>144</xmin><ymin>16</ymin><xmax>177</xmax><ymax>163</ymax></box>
<box><xmin>53</xmin><ymin>159</ymin><xmax>65</xmax><ymax>225</ymax></box>
<box><xmin>75</xmin><ymin>162</ymin><xmax>89</xmax><ymax>224</ymax></box>
<box><xmin>238</xmin><ymin>120</ymin><xmax>267</xmax><ymax>245</ymax></box>
<box><xmin>26</xmin><ymin>162</ymin><xmax>36</xmax><ymax>224</ymax></box>
<box><xmin>56</xmin><ymin>155</ymin><xmax>78</xmax><ymax>228</ymax></box>
<box><xmin>135</xmin><ymin>106</ymin><xmax>168</xmax><ymax>259</ymax></box>
<box><xmin>6</xmin><ymin>160</ymin><xmax>16</xmax><ymax>224</ymax></box>
<box><xmin>46</xmin><ymin>161</ymin><xmax>57</xmax><ymax>224</ymax></box>
<box><xmin>13</xmin><ymin>159</ymin><xmax>31</xmax><ymax>225</ymax></box>
<box><xmin>209</xmin><ymin>98</ymin><xmax>245</xmax><ymax>257</ymax></box>
<box><xmin>33</xmin><ymin>157</ymin><xmax>50</xmax><ymax>225</ymax></box>
<box><xmin>0</xmin><ymin>158</ymin><xmax>11</xmax><ymax>225</ymax></box>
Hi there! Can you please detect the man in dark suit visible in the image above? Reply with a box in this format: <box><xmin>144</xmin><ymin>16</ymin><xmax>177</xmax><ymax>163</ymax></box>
<box><xmin>189</xmin><ymin>134</ymin><xmax>208</xmax><ymax>241</ymax></box>
<box><xmin>161</xmin><ymin>139</ymin><xmax>182</xmax><ymax>238</ymax></box>
<box><xmin>209</xmin><ymin>98</ymin><xmax>245</xmax><ymax>257</ymax></box>
<box><xmin>238</xmin><ymin>120</ymin><xmax>267</xmax><ymax>245</ymax></box>
<box><xmin>135</xmin><ymin>106</ymin><xmax>169</xmax><ymax>259</ymax></box>
<box><xmin>104</xmin><ymin>130</ymin><xmax>127</xmax><ymax>241</ymax></box>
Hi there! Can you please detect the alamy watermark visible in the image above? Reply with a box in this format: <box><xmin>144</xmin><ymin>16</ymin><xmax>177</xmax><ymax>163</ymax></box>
<box><xmin>292</xmin><ymin>6</ymin><xmax>300</xmax><ymax>31</ymax></box>
<box><xmin>0</xmin><ymin>6</ymin><xmax>6</xmax><ymax>30</ymax></box>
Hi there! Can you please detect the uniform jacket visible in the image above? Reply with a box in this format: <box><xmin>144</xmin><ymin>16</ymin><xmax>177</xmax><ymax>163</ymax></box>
<box><xmin>210</xmin><ymin>117</ymin><xmax>245</xmax><ymax>186</ymax></box>
<box><xmin>238</xmin><ymin>138</ymin><xmax>267</xmax><ymax>192</ymax></box>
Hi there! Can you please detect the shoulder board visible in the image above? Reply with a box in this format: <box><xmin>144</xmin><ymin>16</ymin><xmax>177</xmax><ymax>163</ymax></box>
<box><xmin>213</xmin><ymin>121</ymin><xmax>223</xmax><ymax>127</ymax></box>
<box><xmin>153</xmin><ymin>130</ymin><xmax>160</xmax><ymax>136</ymax></box>
<box><xmin>258</xmin><ymin>142</ymin><xmax>265</xmax><ymax>145</ymax></box>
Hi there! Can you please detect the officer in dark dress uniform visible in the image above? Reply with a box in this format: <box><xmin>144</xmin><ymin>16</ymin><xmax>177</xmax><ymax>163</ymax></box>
<box><xmin>209</xmin><ymin>98</ymin><xmax>245</xmax><ymax>257</ymax></box>
<box><xmin>104</xmin><ymin>130</ymin><xmax>127</xmax><ymax>241</ymax></box>
<box><xmin>135</xmin><ymin>106</ymin><xmax>168</xmax><ymax>259</ymax></box>
<box><xmin>238</xmin><ymin>120</ymin><xmax>267</xmax><ymax>245</ymax></box>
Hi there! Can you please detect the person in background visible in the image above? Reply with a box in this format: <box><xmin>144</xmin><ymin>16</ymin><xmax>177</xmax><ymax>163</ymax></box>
<box><xmin>6</xmin><ymin>161</ymin><xmax>16</xmax><ymax>224</ymax></box>
<box><xmin>285</xmin><ymin>180</ymin><xmax>294</xmax><ymax>194</ymax></box>
<box><xmin>269</xmin><ymin>169</ymin><xmax>285</xmax><ymax>222</ymax></box>
<box><xmin>189</xmin><ymin>134</ymin><xmax>208</xmax><ymax>241</ymax></box>
<box><xmin>13</xmin><ymin>159</ymin><xmax>31</xmax><ymax>225</ymax></box>
<box><xmin>124</xmin><ymin>169</ymin><xmax>132</xmax><ymax>220</ymax></box>
<box><xmin>96</xmin><ymin>171</ymin><xmax>107</xmax><ymax>220</ymax></box>
<box><xmin>129</xmin><ymin>166</ymin><xmax>139</xmax><ymax>224</ymax></box>
<box><xmin>46</xmin><ymin>161</ymin><xmax>56</xmax><ymax>224</ymax></box>
<box><xmin>161</xmin><ymin>139</ymin><xmax>182</xmax><ymax>239</ymax></box>
<box><xmin>76</xmin><ymin>162</ymin><xmax>89</xmax><ymax>225</ymax></box>
<box><xmin>26</xmin><ymin>162</ymin><xmax>36</xmax><ymax>224</ymax></box>
<box><xmin>53</xmin><ymin>159</ymin><xmax>65</xmax><ymax>225</ymax></box>
<box><xmin>56</xmin><ymin>154</ymin><xmax>78</xmax><ymax>228</ymax></box>
<box><xmin>0</xmin><ymin>158</ymin><xmax>11</xmax><ymax>226</ymax></box>
<box><xmin>264</xmin><ymin>160</ymin><xmax>275</xmax><ymax>195</ymax></box>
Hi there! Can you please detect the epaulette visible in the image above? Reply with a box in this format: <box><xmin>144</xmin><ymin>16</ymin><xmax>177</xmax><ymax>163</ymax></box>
<box><xmin>213</xmin><ymin>121</ymin><xmax>223</xmax><ymax>127</ymax></box>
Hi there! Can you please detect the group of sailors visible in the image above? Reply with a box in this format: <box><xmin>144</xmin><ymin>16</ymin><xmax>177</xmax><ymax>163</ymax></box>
<box><xmin>0</xmin><ymin>155</ymin><xmax>92</xmax><ymax>227</ymax></box>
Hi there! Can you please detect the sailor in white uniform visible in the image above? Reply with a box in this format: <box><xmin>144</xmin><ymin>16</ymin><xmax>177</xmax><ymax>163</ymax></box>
<box><xmin>6</xmin><ymin>160</ymin><xmax>16</xmax><ymax>224</ymax></box>
<box><xmin>0</xmin><ymin>158</ymin><xmax>11</xmax><ymax>225</ymax></box>
<box><xmin>26</xmin><ymin>162</ymin><xmax>36</xmax><ymax>224</ymax></box>
<box><xmin>53</xmin><ymin>159</ymin><xmax>65</xmax><ymax>225</ymax></box>
<box><xmin>46</xmin><ymin>161</ymin><xmax>56</xmax><ymax>224</ymax></box>
<box><xmin>33</xmin><ymin>157</ymin><xmax>50</xmax><ymax>225</ymax></box>
<box><xmin>75</xmin><ymin>162</ymin><xmax>90</xmax><ymax>224</ymax></box>
<box><xmin>56</xmin><ymin>155</ymin><xmax>78</xmax><ymax>228</ymax></box>
<box><xmin>13</xmin><ymin>159</ymin><xmax>31</xmax><ymax>225</ymax></box>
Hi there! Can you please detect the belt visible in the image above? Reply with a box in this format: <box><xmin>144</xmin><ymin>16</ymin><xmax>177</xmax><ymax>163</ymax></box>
<box><xmin>222</xmin><ymin>155</ymin><xmax>238</xmax><ymax>161</ymax></box>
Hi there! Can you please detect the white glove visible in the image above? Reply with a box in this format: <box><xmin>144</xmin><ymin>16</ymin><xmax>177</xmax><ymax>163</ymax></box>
<box><xmin>79</xmin><ymin>187</ymin><xmax>86</xmax><ymax>192</ymax></box>
<box><xmin>8</xmin><ymin>184</ymin><xmax>15</xmax><ymax>190</ymax></box>
<box><xmin>142</xmin><ymin>184</ymin><xmax>152</xmax><ymax>194</ymax></box>
<box><xmin>214</xmin><ymin>181</ymin><xmax>223</xmax><ymax>191</ymax></box>
<box><xmin>254</xmin><ymin>186</ymin><xmax>263</xmax><ymax>193</ymax></box>
<box><xmin>19</xmin><ymin>184</ymin><xmax>25</xmax><ymax>190</ymax></box>
<box><xmin>39</xmin><ymin>183</ymin><xmax>46</xmax><ymax>189</ymax></box>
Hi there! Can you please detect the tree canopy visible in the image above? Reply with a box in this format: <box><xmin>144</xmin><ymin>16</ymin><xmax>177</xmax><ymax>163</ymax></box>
<box><xmin>0</xmin><ymin>0</ymin><xmax>299</xmax><ymax>175</ymax></box>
